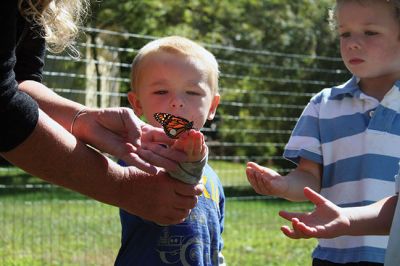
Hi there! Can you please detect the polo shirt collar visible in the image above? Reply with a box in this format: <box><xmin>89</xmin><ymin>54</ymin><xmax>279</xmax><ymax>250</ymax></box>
<box><xmin>330</xmin><ymin>76</ymin><xmax>400</xmax><ymax>99</ymax></box>
<box><xmin>330</xmin><ymin>76</ymin><xmax>360</xmax><ymax>98</ymax></box>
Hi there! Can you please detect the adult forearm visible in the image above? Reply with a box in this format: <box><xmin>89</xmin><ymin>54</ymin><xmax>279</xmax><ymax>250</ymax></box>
<box><xmin>1</xmin><ymin>109</ymin><xmax>124</xmax><ymax>206</ymax></box>
<box><xmin>18</xmin><ymin>80</ymin><xmax>83</xmax><ymax>131</ymax></box>
<box><xmin>1</xmin><ymin>109</ymin><xmax>203</xmax><ymax>225</ymax></box>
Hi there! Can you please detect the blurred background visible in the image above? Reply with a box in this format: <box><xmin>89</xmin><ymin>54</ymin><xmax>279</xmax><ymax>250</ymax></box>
<box><xmin>1</xmin><ymin>0</ymin><xmax>350</xmax><ymax>265</ymax></box>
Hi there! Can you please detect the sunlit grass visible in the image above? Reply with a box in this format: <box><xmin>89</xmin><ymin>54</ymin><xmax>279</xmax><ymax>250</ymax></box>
<box><xmin>209</xmin><ymin>160</ymin><xmax>249</xmax><ymax>187</ymax></box>
<box><xmin>1</xmin><ymin>194</ymin><xmax>316</xmax><ymax>266</ymax></box>
<box><xmin>1</xmin><ymin>164</ymin><xmax>316</xmax><ymax>266</ymax></box>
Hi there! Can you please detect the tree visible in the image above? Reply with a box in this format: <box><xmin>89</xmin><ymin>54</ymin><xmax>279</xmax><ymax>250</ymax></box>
<box><xmin>83</xmin><ymin>0</ymin><xmax>347</xmax><ymax>171</ymax></box>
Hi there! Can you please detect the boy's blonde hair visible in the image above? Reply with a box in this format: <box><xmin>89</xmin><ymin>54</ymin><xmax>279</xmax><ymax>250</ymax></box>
<box><xmin>131</xmin><ymin>36</ymin><xmax>219</xmax><ymax>95</ymax></box>
<box><xmin>18</xmin><ymin>0</ymin><xmax>89</xmax><ymax>54</ymax></box>
<box><xmin>329</xmin><ymin>0</ymin><xmax>400</xmax><ymax>30</ymax></box>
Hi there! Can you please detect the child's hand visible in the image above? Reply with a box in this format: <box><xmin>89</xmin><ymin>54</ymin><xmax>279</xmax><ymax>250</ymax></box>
<box><xmin>246</xmin><ymin>162</ymin><xmax>288</xmax><ymax>197</ymax></box>
<box><xmin>171</xmin><ymin>130</ymin><xmax>207</xmax><ymax>162</ymax></box>
<box><xmin>279</xmin><ymin>187</ymin><xmax>350</xmax><ymax>239</ymax></box>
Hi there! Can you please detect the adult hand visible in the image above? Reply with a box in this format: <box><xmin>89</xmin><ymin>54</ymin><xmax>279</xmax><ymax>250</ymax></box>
<box><xmin>73</xmin><ymin>107</ymin><xmax>186</xmax><ymax>174</ymax></box>
<box><xmin>279</xmin><ymin>187</ymin><xmax>350</xmax><ymax>239</ymax></box>
<box><xmin>120</xmin><ymin>167</ymin><xmax>204</xmax><ymax>224</ymax></box>
<box><xmin>137</xmin><ymin>124</ymin><xmax>189</xmax><ymax>172</ymax></box>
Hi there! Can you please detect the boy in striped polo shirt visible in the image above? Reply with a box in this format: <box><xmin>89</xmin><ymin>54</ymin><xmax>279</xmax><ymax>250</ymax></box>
<box><xmin>246</xmin><ymin>0</ymin><xmax>400</xmax><ymax>265</ymax></box>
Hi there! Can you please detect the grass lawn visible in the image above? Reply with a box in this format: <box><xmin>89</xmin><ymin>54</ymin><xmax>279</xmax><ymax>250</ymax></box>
<box><xmin>1</xmin><ymin>193</ymin><xmax>316</xmax><ymax>266</ymax></box>
<box><xmin>209</xmin><ymin>160</ymin><xmax>249</xmax><ymax>187</ymax></box>
<box><xmin>224</xmin><ymin>198</ymin><xmax>316</xmax><ymax>265</ymax></box>
<box><xmin>1</xmin><ymin>163</ymin><xmax>316</xmax><ymax>265</ymax></box>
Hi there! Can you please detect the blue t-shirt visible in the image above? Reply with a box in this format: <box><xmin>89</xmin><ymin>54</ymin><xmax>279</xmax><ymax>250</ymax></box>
<box><xmin>115</xmin><ymin>164</ymin><xmax>225</xmax><ymax>266</ymax></box>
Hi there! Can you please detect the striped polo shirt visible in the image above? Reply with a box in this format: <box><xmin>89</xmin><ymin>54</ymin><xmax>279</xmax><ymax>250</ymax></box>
<box><xmin>284</xmin><ymin>76</ymin><xmax>400</xmax><ymax>264</ymax></box>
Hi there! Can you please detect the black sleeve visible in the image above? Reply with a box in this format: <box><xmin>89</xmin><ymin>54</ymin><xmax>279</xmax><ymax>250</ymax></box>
<box><xmin>0</xmin><ymin>2</ymin><xmax>39</xmax><ymax>152</ymax></box>
<box><xmin>14</xmin><ymin>11</ymin><xmax>46</xmax><ymax>82</ymax></box>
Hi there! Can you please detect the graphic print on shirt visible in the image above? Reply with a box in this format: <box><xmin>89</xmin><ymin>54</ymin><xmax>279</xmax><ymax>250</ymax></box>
<box><xmin>156</xmin><ymin>223</ymin><xmax>208</xmax><ymax>265</ymax></box>
<box><xmin>201</xmin><ymin>175</ymin><xmax>220</xmax><ymax>205</ymax></box>
<box><xmin>155</xmin><ymin>175</ymin><xmax>220</xmax><ymax>266</ymax></box>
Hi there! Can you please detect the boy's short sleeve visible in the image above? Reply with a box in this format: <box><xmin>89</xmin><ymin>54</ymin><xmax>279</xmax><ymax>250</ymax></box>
<box><xmin>283</xmin><ymin>95</ymin><xmax>323</xmax><ymax>165</ymax></box>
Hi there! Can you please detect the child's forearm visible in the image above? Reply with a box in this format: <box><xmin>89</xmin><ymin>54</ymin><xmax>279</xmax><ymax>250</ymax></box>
<box><xmin>345</xmin><ymin>195</ymin><xmax>397</xmax><ymax>236</ymax></box>
<box><xmin>282</xmin><ymin>169</ymin><xmax>321</xmax><ymax>202</ymax></box>
<box><xmin>169</xmin><ymin>132</ymin><xmax>208</xmax><ymax>184</ymax></box>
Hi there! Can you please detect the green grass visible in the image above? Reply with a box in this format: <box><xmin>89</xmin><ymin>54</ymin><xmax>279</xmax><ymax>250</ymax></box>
<box><xmin>0</xmin><ymin>165</ymin><xmax>317</xmax><ymax>265</ymax></box>
<box><xmin>223</xmin><ymin>199</ymin><xmax>316</xmax><ymax>265</ymax></box>
<box><xmin>0</xmin><ymin>193</ymin><xmax>316</xmax><ymax>266</ymax></box>
<box><xmin>209</xmin><ymin>160</ymin><xmax>249</xmax><ymax>187</ymax></box>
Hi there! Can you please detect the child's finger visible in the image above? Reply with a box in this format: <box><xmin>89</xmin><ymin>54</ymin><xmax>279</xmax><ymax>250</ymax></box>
<box><xmin>248</xmin><ymin>168</ymin><xmax>272</xmax><ymax>195</ymax></box>
<box><xmin>246</xmin><ymin>161</ymin><xmax>263</xmax><ymax>172</ymax></box>
<box><xmin>183</xmin><ymin>137</ymin><xmax>194</xmax><ymax>154</ymax></box>
<box><xmin>280</xmin><ymin>225</ymin><xmax>298</xmax><ymax>239</ymax></box>
<box><xmin>290</xmin><ymin>218</ymin><xmax>313</xmax><ymax>239</ymax></box>
<box><xmin>191</xmin><ymin>132</ymin><xmax>202</xmax><ymax>155</ymax></box>
<box><xmin>189</xmin><ymin>131</ymin><xmax>206</xmax><ymax>160</ymax></box>
<box><xmin>246</xmin><ymin>168</ymin><xmax>263</xmax><ymax>193</ymax></box>
<box><xmin>198</xmin><ymin>133</ymin><xmax>205</xmax><ymax>153</ymax></box>
<box><xmin>281</xmin><ymin>218</ymin><xmax>313</xmax><ymax>239</ymax></box>
<box><xmin>279</xmin><ymin>210</ymin><xmax>304</xmax><ymax>222</ymax></box>
<box><xmin>293</xmin><ymin>220</ymin><xmax>319</xmax><ymax>237</ymax></box>
<box><xmin>280</xmin><ymin>224</ymin><xmax>306</xmax><ymax>239</ymax></box>
<box><xmin>303</xmin><ymin>187</ymin><xmax>327</xmax><ymax>206</ymax></box>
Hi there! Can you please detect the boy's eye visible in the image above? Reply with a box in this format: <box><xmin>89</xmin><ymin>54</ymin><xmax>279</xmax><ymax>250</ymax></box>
<box><xmin>187</xmin><ymin>90</ymin><xmax>201</xmax><ymax>96</ymax></box>
<box><xmin>365</xmin><ymin>31</ymin><xmax>378</xmax><ymax>36</ymax></box>
<box><xmin>154</xmin><ymin>89</ymin><xmax>168</xmax><ymax>95</ymax></box>
<box><xmin>339</xmin><ymin>32</ymin><xmax>350</xmax><ymax>38</ymax></box>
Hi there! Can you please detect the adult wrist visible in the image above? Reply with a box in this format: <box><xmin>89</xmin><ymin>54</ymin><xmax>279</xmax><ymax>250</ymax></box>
<box><xmin>70</xmin><ymin>108</ymin><xmax>87</xmax><ymax>135</ymax></box>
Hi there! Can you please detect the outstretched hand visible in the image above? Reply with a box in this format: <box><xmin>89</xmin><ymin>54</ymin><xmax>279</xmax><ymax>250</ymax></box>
<box><xmin>279</xmin><ymin>187</ymin><xmax>350</xmax><ymax>239</ymax></box>
<box><xmin>246</xmin><ymin>162</ymin><xmax>288</xmax><ymax>197</ymax></box>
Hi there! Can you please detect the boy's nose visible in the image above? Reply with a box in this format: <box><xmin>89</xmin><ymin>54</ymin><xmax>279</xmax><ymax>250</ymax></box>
<box><xmin>347</xmin><ymin>37</ymin><xmax>361</xmax><ymax>50</ymax></box>
<box><xmin>171</xmin><ymin>103</ymin><xmax>184</xmax><ymax>108</ymax></box>
<box><xmin>170</xmin><ymin>98</ymin><xmax>184</xmax><ymax>108</ymax></box>
<box><xmin>349</xmin><ymin>42</ymin><xmax>361</xmax><ymax>50</ymax></box>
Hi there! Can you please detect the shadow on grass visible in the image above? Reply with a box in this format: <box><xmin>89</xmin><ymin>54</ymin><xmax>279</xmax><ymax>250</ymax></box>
<box><xmin>1</xmin><ymin>167</ymin><xmax>268</xmax><ymax>200</ymax></box>
<box><xmin>224</xmin><ymin>186</ymin><xmax>260</xmax><ymax>197</ymax></box>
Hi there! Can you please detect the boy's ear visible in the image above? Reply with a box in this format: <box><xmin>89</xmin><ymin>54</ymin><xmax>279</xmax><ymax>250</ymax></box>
<box><xmin>207</xmin><ymin>93</ymin><xmax>220</xmax><ymax>120</ymax></box>
<box><xmin>127</xmin><ymin>91</ymin><xmax>143</xmax><ymax>116</ymax></box>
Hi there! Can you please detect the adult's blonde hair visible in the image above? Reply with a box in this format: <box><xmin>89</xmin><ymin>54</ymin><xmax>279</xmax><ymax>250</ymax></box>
<box><xmin>329</xmin><ymin>0</ymin><xmax>400</xmax><ymax>29</ymax></box>
<box><xmin>131</xmin><ymin>36</ymin><xmax>220</xmax><ymax>95</ymax></box>
<box><xmin>18</xmin><ymin>0</ymin><xmax>89</xmax><ymax>54</ymax></box>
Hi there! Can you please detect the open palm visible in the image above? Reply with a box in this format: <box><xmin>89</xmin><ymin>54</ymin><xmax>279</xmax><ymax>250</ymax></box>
<box><xmin>279</xmin><ymin>187</ymin><xmax>350</xmax><ymax>239</ymax></box>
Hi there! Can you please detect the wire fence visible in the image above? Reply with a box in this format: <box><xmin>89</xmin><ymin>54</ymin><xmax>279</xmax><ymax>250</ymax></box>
<box><xmin>0</xmin><ymin>28</ymin><xmax>348</xmax><ymax>265</ymax></box>
<box><xmin>41</xmin><ymin>27</ymin><xmax>349</xmax><ymax>181</ymax></box>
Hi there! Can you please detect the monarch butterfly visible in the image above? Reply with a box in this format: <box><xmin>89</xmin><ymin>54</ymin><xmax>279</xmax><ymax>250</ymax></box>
<box><xmin>153</xmin><ymin>112</ymin><xmax>195</xmax><ymax>139</ymax></box>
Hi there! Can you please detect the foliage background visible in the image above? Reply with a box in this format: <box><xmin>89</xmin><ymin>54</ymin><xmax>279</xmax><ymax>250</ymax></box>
<box><xmin>1</xmin><ymin>1</ymin><xmax>352</xmax><ymax>265</ymax></box>
<box><xmin>79</xmin><ymin>0</ymin><xmax>348</xmax><ymax>170</ymax></box>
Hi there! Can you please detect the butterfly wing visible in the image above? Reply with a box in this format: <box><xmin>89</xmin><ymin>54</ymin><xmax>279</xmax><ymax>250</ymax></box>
<box><xmin>164</xmin><ymin>117</ymin><xmax>194</xmax><ymax>138</ymax></box>
<box><xmin>153</xmin><ymin>112</ymin><xmax>194</xmax><ymax>139</ymax></box>
<box><xmin>153</xmin><ymin>113</ymin><xmax>173</xmax><ymax>127</ymax></box>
